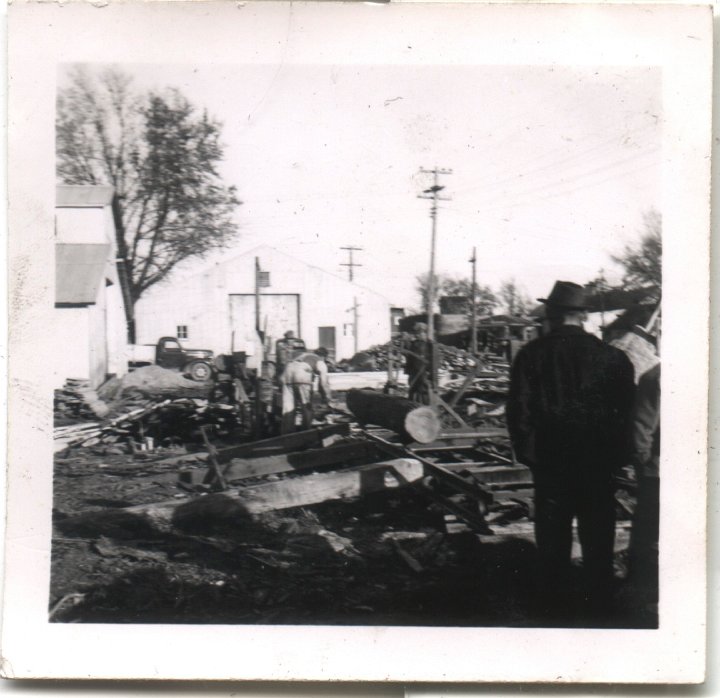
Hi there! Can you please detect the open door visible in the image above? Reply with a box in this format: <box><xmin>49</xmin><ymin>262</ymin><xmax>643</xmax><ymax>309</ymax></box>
<box><xmin>318</xmin><ymin>326</ymin><xmax>336</xmax><ymax>359</ymax></box>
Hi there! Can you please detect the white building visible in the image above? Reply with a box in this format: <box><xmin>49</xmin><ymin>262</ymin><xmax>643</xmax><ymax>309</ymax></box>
<box><xmin>134</xmin><ymin>245</ymin><xmax>393</xmax><ymax>364</ymax></box>
<box><xmin>54</xmin><ymin>185</ymin><xmax>128</xmax><ymax>388</ymax></box>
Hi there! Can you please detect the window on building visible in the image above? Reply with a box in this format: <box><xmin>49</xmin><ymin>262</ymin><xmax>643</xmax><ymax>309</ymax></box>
<box><xmin>177</xmin><ymin>325</ymin><xmax>189</xmax><ymax>340</ymax></box>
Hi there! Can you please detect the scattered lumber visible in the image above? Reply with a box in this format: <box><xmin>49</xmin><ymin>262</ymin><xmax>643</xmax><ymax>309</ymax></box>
<box><xmin>218</xmin><ymin>440</ymin><xmax>384</xmax><ymax>483</ymax></box>
<box><xmin>88</xmin><ymin>458</ymin><xmax>425</xmax><ymax>534</ymax></box>
<box><xmin>346</xmin><ymin>389</ymin><xmax>441</xmax><ymax>444</ymax></box>
<box><xmin>211</xmin><ymin>423</ymin><xmax>351</xmax><ymax>464</ymax></box>
<box><xmin>54</xmin><ymin>400</ymin><xmax>172</xmax><ymax>451</ymax></box>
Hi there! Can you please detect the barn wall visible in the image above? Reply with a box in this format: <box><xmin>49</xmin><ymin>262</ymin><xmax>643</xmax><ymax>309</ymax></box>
<box><xmin>135</xmin><ymin>247</ymin><xmax>393</xmax><ymax>362</ymax></box>
<box><xmin>52</xmin><ymin>308</ymin><xmax>90</xmax><ymax>388</ymax></box>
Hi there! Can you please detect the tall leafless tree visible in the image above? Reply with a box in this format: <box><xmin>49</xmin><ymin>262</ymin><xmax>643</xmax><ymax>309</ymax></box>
<box><xmin>57</xmin><ymin>67</ymin><xmax>241</xmax><ymax>340</ymax></box>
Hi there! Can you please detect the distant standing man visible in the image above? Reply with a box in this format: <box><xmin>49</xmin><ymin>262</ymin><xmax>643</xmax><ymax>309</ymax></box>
<box><xmin>280</xmin><ymin>347</ymin><xmax>332</xmax><ymax>434</ymax></box>
<box><xmin>628</xmin><ymin>362</ymin><xmax>660</xmax><ymax>618</ymax></box>
<box><xmin>275</xmin><ymin>330</ymin><xmax>304</xmax><ymax>376</ymax></box>
<box><xmin>405</xmin><ymin>322</ymin><xmax>434</xmax><ymax>405</ymax></box>
<box><xmin>507</xmin><ymin>281</ymin><xmax>635</xmax><ymax>617</ymax></box>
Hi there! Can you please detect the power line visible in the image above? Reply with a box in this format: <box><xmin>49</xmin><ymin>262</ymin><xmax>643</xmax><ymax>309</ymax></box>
<box><xmin>340</xmin><ymin>245</ymin><xmax>363</xmax><ymax>282</ymax></box>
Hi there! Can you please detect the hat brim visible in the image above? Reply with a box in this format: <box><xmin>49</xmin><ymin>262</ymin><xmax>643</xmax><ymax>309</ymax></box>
<box><xmin>537</xmin><ymin>298</ymin><xmax>588</xmax><ymax>310</ymax></box>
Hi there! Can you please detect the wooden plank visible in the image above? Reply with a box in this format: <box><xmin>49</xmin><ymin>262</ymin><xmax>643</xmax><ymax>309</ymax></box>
<box><xmin>213</xmin><ymin>423</ymin><xmax>351</xmax><ymax>464</ymax></box>
<box><xmin>123</xmin><ymin>458</ymin><xmax>424</xmax><ymax>530</ymax></box>
<box><xmin>438</xmin><ymin>427</ymin><xmax>509</xmax><ymax>440</ymax></box>
<box><xmin>408</xmin><ymin>441</ymin><xmax>478</xmax><ymax>453</ymax></box>
<box><xmin>441</xmin><ymin>463</ymin><xmax>533</xmax><ymax>485</ymax></box>
<box><xmin>407</xmin><ymin>427</ymin><xmax>509</xmax><ymax>452</ymax></box>
<box><xmin>220</xmin><ymin>440</ymin><xmax>384</xmax><ymax>482</ymax></box>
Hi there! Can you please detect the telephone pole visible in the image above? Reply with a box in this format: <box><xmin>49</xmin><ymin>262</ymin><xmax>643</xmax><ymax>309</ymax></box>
<box><xmin>340</xmin><ymin>246</ymin><xmax>363</xmax><ymax>282</ymax></box>
<box><xmin>469</xmin><ymin>246</ymin><xmax>478</xmax><ymax>355</ymax></box>
<box><xmin>347</xmin><ymin>297</ymin><xmax>360</xmax><ymax>354</ymax></box>
<box><xmin>417</xmin><ymin>167</ymin><xmax>452</xmax><ymax>344</ymax></box>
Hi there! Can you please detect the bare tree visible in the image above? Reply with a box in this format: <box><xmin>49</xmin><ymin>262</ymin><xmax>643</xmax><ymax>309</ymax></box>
<box><xmin>415</xmin><ymin>272</ymin><xmax>498</xmax><ymax>317</ymax></box>
<box><xmin>57</xmin><ymin>67</ymin><xmax>241</xmax><ymax>340</ymax></box>
<box><xmin>499</xmin><ymin>278</ymin><xmax>531</xmax><ymax>316</ymax></box>
<box><xmin>611</xmin><ymin>209</ymin><xmax>662</xmax><ymax>299</ymax></box>
<box><xmin>442</xmin><ymin>276</ymin><xmax>498</xmax><ymax>317</ymax></box>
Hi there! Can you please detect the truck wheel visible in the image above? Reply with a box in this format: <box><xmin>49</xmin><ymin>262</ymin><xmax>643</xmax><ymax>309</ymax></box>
<box><xmin>187</xmin><ymin>360</ymin><xmax>213</xmax><ymax>382</ymax></box>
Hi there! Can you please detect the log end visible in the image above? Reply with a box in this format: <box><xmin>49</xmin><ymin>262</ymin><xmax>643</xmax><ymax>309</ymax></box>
<box><xmin>404</xmin><ymin>406</ymin><xmax>441</xmax><ymax>444</ymax></box>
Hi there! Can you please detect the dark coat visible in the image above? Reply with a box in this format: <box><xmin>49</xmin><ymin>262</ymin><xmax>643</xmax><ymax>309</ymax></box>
<box><xmin>507</xmin><ymin>325</ymin><xmax>635</xmax><ymax>477</ymax></box>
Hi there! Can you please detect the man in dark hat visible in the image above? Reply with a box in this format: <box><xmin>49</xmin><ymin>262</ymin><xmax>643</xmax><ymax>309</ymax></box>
<box><xmin>507</xmin><ymin>280</ymin><xmax>635</xmax><ymax>621</ymax></box>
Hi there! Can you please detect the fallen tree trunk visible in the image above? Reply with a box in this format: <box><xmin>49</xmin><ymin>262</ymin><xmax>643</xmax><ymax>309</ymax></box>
<box><xmin>212</xmin><ymin>423</ymin><xmax>351</xmax><ymax>464</ymax></box>
<box><xmin>59</xmin><ymin>458</ymin><xmax>424</xmax><ymax>537</ymax></box>
<box><xmin>346</xmin><ymin>389</ymin><xmax>441</xmax><ymax>444</ymax></box>
<box><xmin>179</xmin><ymin>440</ymin><xmax>385</xmax><ymax>486</ymax></box>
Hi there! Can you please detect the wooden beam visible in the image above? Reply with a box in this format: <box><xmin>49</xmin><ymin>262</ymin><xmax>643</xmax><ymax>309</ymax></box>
<box><xmin>441</xmin><ymin>463</ymin><xmax>533</xmax><ymax>485</ymax></box>
<box><xmin>213</xmin><ymin>423</ymin><xmax>351</xmax><ymax>465</ymax></box>
<box><xmin>438</xmin><ymin>427</ymin><xmax>509</xmax><ymax>440</ymax></box>
<box><xmin>407</xmin><ymin>427</ymin><xmax>509</xmax><ymax>452</ymax></box>
<box><xmin>219</xmin><ymin>440</ymin><xmax>384</xmax><ymax>483</ymax></box>
<box><xmin>346</xmin><ymin>389</ymin><xmax>441</xmax><ymax>444</ymax></box>
<box><xmin>364</xmin><ymin>431</ymin><xmax>485</xmax><ymax>500</ymax></box>
<box><xmin>120</xmin><ymin>458</ymin><xmax>424</xmax><ymax>532</ymax></box>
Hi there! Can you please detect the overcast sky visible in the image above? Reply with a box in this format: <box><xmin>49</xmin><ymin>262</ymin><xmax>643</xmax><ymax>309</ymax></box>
<box><xmin>64</xmin><ymin>63</ymin><xmax>662</xmax><ymax>311</ymax></box>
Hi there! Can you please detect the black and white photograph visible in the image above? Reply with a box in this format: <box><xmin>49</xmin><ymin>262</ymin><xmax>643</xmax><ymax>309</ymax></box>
<box><xmin>3</xmin><ymin>1</ymin><xmax>711</xmax><ymax>683</ymax></box>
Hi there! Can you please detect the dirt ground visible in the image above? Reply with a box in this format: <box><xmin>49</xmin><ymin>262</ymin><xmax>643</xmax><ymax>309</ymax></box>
<box><xmin>50</xmin><ymin>444</ymin><xmax>655</xmax><ymax>629</ymax></box>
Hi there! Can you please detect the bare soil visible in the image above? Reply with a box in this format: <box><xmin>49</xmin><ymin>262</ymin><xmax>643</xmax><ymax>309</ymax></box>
<box><xmin>50</xmin><ymin>446</ymin><xmax>654</xmax><ymax>628</ymax></box>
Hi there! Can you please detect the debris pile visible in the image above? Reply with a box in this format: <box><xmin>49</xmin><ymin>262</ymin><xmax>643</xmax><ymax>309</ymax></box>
<box><xmin>55</xmin><ymin>379</ymin><xmax>110</xmax><ymax>423</ymax></box>
<box><xmin>106</xmin><ymin>365</ymin><xmax>212</xmax><ymax>400</ymax></box>
<box><xmin>344</xmin><ymin>338</ymin><xmax>483</xmax><ymax>373</ymax></box>
<box><xmin>54</xmin><ymin>398</ymin><xmax>242</xmax><ymax>455</ymax></box>
<box><xmin>50</xmin><ymin>350</ymin><xmax>640</xmax><ymax>628</ymax></box>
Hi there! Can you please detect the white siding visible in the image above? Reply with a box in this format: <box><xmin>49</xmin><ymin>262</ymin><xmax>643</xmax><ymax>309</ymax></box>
<box><xmin>135</xmin><ymin>246</ymin><xmax>392</xmax><ymax>361</ymax></box>
<box><xmin>52</xmin><ymin>308</ymin><xmax>90</xmax><ymax>388</ymax></box>
<box><xmin>56</xmin><ymin>206</ymin><xmax>115</xmax><ymax>246</ymax></box>
<box><xmin>105</xmin><ymin>281</ymin><xmax>128</xmax><ymax>377</ymax></box>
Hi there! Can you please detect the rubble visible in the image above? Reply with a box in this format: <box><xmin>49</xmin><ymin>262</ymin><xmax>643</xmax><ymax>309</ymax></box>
<box><xmin>342</xmin><ymin>338</ymin><xmax>484</xmax><ymax>374</ymax></box>
<box><xmin>50</xmin><ymin>347</ymin><xmax>642</xmax><ymax>628</ymax></box>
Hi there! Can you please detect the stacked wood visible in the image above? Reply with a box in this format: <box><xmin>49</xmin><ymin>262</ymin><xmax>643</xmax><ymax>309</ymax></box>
<box><xmin>346</xmin><ymin>389</ymin><xmax>441</xmax><ymax>444</ymax></box>
<box><xmin>53</xmin><ymin>401</ymin><xmax>171</xmax><ymax>452</ymax></box>
<box><xmin>54</xmin><ymin>379</ymin><xmax>110</xmax><ymax>422</ymax></box>
<box><xmin>54</xmin><ymin>396</ymin><xmax>250</xmax><ymax>454</ymax></box>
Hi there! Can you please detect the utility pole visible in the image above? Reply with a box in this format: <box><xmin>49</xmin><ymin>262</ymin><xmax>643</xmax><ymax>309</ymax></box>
<box><xmin>417</xmin><ymin>167</ymin><xmax>452</xmax><ymax>345</ymax></box>
<box><xmin>340</xmin><ymin>246</ymin><xmax>363</xmax><ymax>282</ymax></box>
<box><xmin>346</xmin><ymin>297</ymin><xmax>361</xmax><ymax>354</ymax></box>
<box><xmin>469</xmin><ymin>246</ymin><xmax>478</xmax><ymax>355</ymax></box>
<box><xmin>352</xmin><ymin>297</ymin><xmax>359</xmax><ymax>354</ymax></box>
<box><xmin>418</xmin><ymin>167</ymin><xmax>452</xmax><ymax>406</ymax></box>
<box><xmin>254</xmin><ymin>257</ymin><xmax>261</xmax><ymax>339</ymax></box>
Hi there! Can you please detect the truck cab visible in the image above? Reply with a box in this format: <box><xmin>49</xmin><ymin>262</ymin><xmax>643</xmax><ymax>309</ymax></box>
<box><xmin>155</xmin><ymin>336</ymin><xmax>215</xmax><ymax>381</ymax></box>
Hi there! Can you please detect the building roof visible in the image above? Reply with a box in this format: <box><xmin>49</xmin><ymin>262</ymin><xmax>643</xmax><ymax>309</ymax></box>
<box><xmin>210</xmin><ymin>243</ymin><xmax>393</xmax><ymax>304</ymax></box>
<box><xmin>57</xmin><ymin>185</ymin><xmax>114</xmax><ymax>208</ymax></box>
<box><xmin>56</xmin><ymin>243</ymin><xmax>110</xmax><ymax>305</ymax></box>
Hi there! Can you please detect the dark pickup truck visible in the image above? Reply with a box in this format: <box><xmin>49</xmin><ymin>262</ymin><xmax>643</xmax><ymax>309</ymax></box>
<box><xmin>128</xmin><ymin>336</ymin><xmax>215</xmax><ymax>382</ymax></box>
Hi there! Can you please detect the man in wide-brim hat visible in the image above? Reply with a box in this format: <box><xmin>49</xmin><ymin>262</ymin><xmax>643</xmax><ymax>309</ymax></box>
<box><xmin>507</xmin><ymin>280</ymin><xmax>635</xmax><ymax>622</ymax></box>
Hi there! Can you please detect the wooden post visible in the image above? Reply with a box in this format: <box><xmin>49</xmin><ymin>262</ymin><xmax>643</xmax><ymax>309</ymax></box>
<box><xmin>470</xmin><ymin>246</ymin><xmax>477</xmax><ymax>355</ymax></box>
<box><xmin>254</xmin><ymin>257</ymin><xmax>261</xmax><ymax>339</ymax></box>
